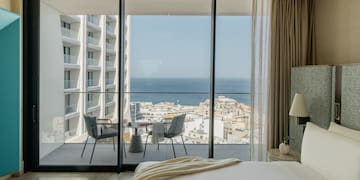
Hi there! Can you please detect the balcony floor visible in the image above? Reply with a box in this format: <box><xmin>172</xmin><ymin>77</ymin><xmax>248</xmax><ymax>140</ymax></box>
<box><xmin>40</xmin><ymin>143</ymin><xmax>250</xmax><ymax>166</ymax></box>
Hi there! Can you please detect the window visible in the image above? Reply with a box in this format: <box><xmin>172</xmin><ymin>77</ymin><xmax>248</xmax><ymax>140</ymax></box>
<box><xmin>63</xmin><ymin>46</ymin><xmax>70</xmax><ymax>55</ymax></box>
<box><xmin>87</xmin><ymin>51</ymin><xmax>94</xmax><ymax>59</ymax></box>
<box><xmin>87</xmin><ymin>71</ymin><xmax>94</xmax><ymax>87</ymax></box>
<box><xmin>62</xmin><ymin>21</ymin><xmax>71</xmax><ymax>29</ymax></box>
<box><xmin>64</xmin><ymin>71</ymin><xmax>70</xmax><ymax>81</ymax></box>
<box><xmin>87</xmin><ymin>31</ymin><xmax>94</xmax><ymax>38</ymax></box>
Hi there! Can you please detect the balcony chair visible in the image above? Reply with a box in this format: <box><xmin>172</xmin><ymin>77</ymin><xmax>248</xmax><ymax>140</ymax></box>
<box><xmin>143</xmin><ymin>114</ymin><xmax>188</xmax><ymax>158</ymax></box>
<box><xmin>81</xmin><ymin>115</ymin><xmax>126</xmax><ymax>164</ymax></box>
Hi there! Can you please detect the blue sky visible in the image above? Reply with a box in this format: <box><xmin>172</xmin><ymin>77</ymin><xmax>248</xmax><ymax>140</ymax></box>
<box><xmin>130</xmin><ymin>15</ymin><xmax>251</xmax><ymax>79</ymax></box>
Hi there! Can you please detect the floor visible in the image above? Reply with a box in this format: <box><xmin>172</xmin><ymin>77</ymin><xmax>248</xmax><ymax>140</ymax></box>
<box><xmin>40</xmin><ymin>143</ymin><xmax>250</xmax><ymax>165</ymax></box>
<box><xmin>10</xmin><ymin>172</ymin><xmax>134</xmax><ymax>180</ymax></box>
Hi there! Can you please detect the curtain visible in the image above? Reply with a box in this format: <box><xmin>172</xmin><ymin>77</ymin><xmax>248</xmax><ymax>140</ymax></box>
<box><xmin>250</xmin><ymin>0</ymin><xmax>271</xmax><ymax>161</ymax></box>
<box><xmin>267</xmin><ymin>0</ymin><xmax>316</xmax><ymax>149</ymax></box>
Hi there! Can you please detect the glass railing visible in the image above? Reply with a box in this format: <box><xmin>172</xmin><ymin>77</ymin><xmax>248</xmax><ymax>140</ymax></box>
<box><xmin>87</xmin><ymin>37</ymin><xmax>99</xmax><ymax>46</ymax></box>
<box><xmin>87</xmin><ymin>80</ymin><xmax>96</xmax><ymax>87</ymax></box>
<box><xmin>106</xmin><ymin>43</ymin><xmax>115</xmax><ymax>51</ymax></box>
<box><xmin>106</xmin><ymin>26</ymin><xmax>114</xmax><ymax>34</ymax></box>
<box><xmin>64</xmin><ymin>80</ymin><xmax>77</xmax><ymax>89</ymax></box>
<box><xmin>106</xmin><ymin>79</ymin><xmax>113</xmax><ymax>85</ymax></box>
<box><xmin>106</xmin><ymin>61</ymin><xmax>114</xmax><ymax>68</ymax></box>
<box><xmin>105</xmin><ymin>94</ymin><xmax>114</xmax><ymax>103</ymax></box>
<box><xmin>87</xmin><ymin>58</ymin><xmax>98</xmax><ymax>66</ymax></box>
<box><xmin>61</xmin><ymin>28</ymin><xmax>78</xmax><ymax>39</ymax></box>
<box><xmin>65</xmin><ymin>104</ymin><xmax>77</xmax><ymax>114</ymax></box>
<box><xmin>86</xmin><ymin>100</ymin><xmax>97</xmax><ymax>108</ymax></box>
<box><xmin>87</xmin><ymin>16</ymin><xmax>99</xmax><ymax>27</ymax></box>
<box><xmin>64</xmin><ymin>54</ymin><xmax>78</xmax><ymax>64</ymax></box>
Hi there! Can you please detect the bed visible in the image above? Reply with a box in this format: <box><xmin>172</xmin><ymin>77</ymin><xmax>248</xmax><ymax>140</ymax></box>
<box><xmin>135</xmin><ymin>65</ymin><xmax>360</xmax><ymax>180</ymax></box>
<box><xmin>135</xmin><ymin>122</ymin><xmax>360</xmax><ymax>180</ymax></box>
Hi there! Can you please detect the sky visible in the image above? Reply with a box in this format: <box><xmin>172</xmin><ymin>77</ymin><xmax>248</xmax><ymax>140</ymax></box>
<box><xmin>130</xmin><ymin>15</ymin><xmax>251</xmax><ymax>79</ymax></box>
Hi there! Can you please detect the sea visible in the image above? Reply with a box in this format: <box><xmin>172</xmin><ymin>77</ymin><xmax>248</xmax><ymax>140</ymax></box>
<box><xmin>127</xmin><ymin>78</ymin><xmax>250</xmax><ymax>106</ymax></box>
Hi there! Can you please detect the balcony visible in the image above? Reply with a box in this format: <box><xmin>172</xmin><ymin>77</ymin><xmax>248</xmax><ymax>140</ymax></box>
<box><xmin>87</xmin><ymin>58</ymin><xmax>101</xmax><ymax>70</ymax></box>
<box><xmin>106</xmin><ymin>43</ymin><xmax>116</xmax><ymax>54</ymax></box>
<box><xmin>105</xmin><ymin>94</ymin><xmax>114</xmax><ymax>105</ymax></box>
<box><xmin>62</xmin><ymin>28</ymin><xmax>78</xmax><ymax>39</ymax></box>
<box><xmin>87</xmin><ymin>16</ymin><xmax>101</xmax><ymax>31</ymax></box>
<box><xmin>106</xmin><ymin>26</ymin><xmax>115</xmax><ymax>34</ymax></box>
<box><xmin>65</xmin><ymin>104</ymin><xmax>77</xmax><ymax>114</ymax></box>
<box><xmin>105</xmin><ymin>79</ymin><xmax>115</xmax><ymax>88</ymax></box>
<box><xmin>64</xmin><ymin>80</ymin><xmax>77</xmax><ymax>89</ymax></box>
<box><xmin>64</xmin><ymin>54</ymin><xmax>80</xmax><ymax>69</ymax></box>
<box><xmin>86</xmin><ymin>100</ymin><xmax>97</xmax><ymax>108</ymax></box>
<box><xmin>62</xmin><ymin>28</ymin><xmax>80</xmax><ymax>46</ymax></box>
<box><xmin>87</xmin><ymin>37</ymin><xmax>100</xmax><ymax>50</ymax></box>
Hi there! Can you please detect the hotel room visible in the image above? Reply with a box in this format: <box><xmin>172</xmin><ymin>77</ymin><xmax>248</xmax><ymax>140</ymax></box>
<box><xmin>0</xmin><ymin>0</ymin><xmax>359</xmax><ymax>179</ymax></box>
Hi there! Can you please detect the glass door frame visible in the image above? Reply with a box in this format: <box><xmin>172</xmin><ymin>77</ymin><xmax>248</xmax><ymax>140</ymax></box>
<box><xmin>23</xmin><ymin>0</ymin><xmax>219</xmax><ymax>172</ymax></box>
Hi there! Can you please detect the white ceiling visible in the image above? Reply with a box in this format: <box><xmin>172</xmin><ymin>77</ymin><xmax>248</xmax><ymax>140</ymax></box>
<box><xmin>42</xmin><ymin>0</ymin><xmax>251</xmax><ymax>16</ymax></box>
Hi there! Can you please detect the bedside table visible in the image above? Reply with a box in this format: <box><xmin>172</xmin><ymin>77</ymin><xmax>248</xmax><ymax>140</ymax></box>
<box><xmin>267</xmin><ymin>148</ymin><xmax>300</xmax><ymax>162</ymax></box>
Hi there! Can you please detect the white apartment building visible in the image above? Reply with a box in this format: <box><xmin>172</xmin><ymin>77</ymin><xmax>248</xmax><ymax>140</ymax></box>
<box><xmin>61</xmin><ymin>14</ymin><xmax>122</xmax><ymax>142</ymax></box>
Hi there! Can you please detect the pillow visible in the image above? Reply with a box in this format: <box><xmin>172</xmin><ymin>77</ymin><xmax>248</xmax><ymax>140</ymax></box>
<box><xmin>301</xmin><ymin>122</ymin><xmax>360</xmax><ymax>180</ymax></box>
<box><xmin>328</xmin><ymin>122</ymin><xmax>360</xmax><ymax>142</ymax></box>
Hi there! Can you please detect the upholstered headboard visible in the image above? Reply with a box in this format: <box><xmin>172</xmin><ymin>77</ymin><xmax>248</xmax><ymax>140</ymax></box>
<box><xmin>340</xmin><ymin>64</ymin><xmax>360</xmax><ymax>131</ymax></box>
<box><xmin>290</xmin><ymin>65</ymin><xmax>335</xmax><ymax>151</ymax></box>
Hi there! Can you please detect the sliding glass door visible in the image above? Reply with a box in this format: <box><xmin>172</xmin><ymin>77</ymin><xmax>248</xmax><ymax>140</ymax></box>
<box><xmin>214</xmin><ymin>0</ymin><xmax>252</xmax><ymax>160</ymax></box>
<box><xmin>122</xmin><ymin>0</ymin><xmax>212</xmax><ymax>164</ymax></box>
<box><xmin>27</xmin><ymin>0</ymin><xmax>252</xmax><ymax>171</ymax></box>
<box><xmin>38</xmin><ymin>0</ymin><xmax>120</xmax><ymax>166</ymax></box>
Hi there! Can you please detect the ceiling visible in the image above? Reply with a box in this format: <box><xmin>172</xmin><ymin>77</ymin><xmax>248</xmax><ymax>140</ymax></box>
<box><xmin>42</xmin><ymin>0</ymin><xmax>251</xmax><ymax>16</ymax></box>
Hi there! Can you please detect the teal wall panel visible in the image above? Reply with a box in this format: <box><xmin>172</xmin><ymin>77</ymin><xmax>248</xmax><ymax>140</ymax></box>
<box><xmin>0</xmin><ymin>8</ymin><xmax>20</xmax><ymax>176</ymax></box>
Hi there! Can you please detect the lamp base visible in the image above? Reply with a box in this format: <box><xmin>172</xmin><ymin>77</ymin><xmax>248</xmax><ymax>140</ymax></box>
<box><xmin>297</xmin><ymin>117</ymin><xmax>310</xmax><ymax>125</ymax></box>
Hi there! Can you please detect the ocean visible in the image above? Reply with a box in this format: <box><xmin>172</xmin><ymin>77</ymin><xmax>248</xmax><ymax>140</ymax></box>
<box><xmin>127</xmin><ymin>78</ymin><xmax>250</xmax><ymax>105</ymax></box>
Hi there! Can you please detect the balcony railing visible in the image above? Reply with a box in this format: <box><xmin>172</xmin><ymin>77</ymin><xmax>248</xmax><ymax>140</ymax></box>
<box><xmin>106</xmin><ymin>61</ymin><xmax>114</xmax><ymax>68</ymax></box>
<box><xmin>106</xmin><ymin>94</ymin><xmax>114</xmax><ymax>103</ymax></box>
<box><xmin>65</xmin><ymin>104</ymin><xmax>77</xmax><ymax>114</ymax></box>
<box><xmin>61</xmin><ymin>28</ymin><xmax>77</xmax><ymax>39</ymax></box>
<box><xmin>106</xmin><ymin>43</ymin><xmax>115</xmax><ymax>51</ymax></box>
<box><xmin>106</xmin><ymin>26</ymin><xmax>114</xmax><ymax>34</ymax></box>
<box><xmin>106</xmin><ymin>79</ymin><xmax>113</xmax><ymax>85</ymax></box>
<box><xmin>64</xmin><ymin>54</ymin><xmax>78</xmax><ymax>64</ymax></box>
<box><xmin>87</xmin><ymin>37</ymin><xmax>99</xmax><ymax>46</ymax></box>
<box><xmin>87</xmin><ymin>100</ymin><xmax>97</xmax><ymax>108</ymax></box>
<box><xmin>87</xmin><ymin>16</ymin><xmax>99</xmax><ymax>27</ymax></box>
<box><xmin>64</xmin><ymin>80</ymin><xmax>76</xmax><ymax>89</ymax></box>
<box><xmin>87</xmin><ymin>58</ymin><xmax>98</xmax><ymax>66</ymax></box>
<box><xmin>87</xmin><ymin>80</ymin><xmax>96</xmax><ymax>87</ymax></box>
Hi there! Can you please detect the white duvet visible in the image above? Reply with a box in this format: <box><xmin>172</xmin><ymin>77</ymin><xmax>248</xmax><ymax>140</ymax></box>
<box><xmin>136</xmin><ymin>161</ymin><xmax>327</xmax><ymax>180</ymax></box>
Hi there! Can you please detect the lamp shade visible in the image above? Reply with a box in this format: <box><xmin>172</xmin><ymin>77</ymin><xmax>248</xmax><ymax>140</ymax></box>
<box><xmin>289</xmin><ymin>93</ymin><xmax>308</xmax><ymax>117</ymax></box>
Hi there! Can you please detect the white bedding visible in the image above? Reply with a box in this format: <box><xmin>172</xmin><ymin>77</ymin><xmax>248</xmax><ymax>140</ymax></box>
<box><xmin>136</xmin><ymin>161</ymin><xmax>327</xmax><ymax>180</ymax></box>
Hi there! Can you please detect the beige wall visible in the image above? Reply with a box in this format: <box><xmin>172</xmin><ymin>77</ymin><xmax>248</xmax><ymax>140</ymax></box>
<box><xmin>0</xmin><ymin>0</ymin><xmax>21</xmax><ymax>13</ymax></box>
<box><xmin>0</xmin><ymin>0</ymin><xmax>11</xmax><ymax>10</ymax></box>
<box><xmin>315</xmin><ymin>0</ymin><xmax>360</xmax><ymax>65</ymax></box>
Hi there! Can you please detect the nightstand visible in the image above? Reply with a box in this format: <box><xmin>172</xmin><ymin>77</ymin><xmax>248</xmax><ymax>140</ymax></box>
<box><xmin>267</xmin><ymin>148</ymin><xmax>300</xmax><ymax>162</ymax></box>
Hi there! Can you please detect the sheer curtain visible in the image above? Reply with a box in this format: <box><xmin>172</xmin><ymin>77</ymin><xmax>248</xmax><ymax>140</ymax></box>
<box><xmin>250</xmin><ymin>0</ymin><xmax>271</xmax><ymax>161</ymax></box>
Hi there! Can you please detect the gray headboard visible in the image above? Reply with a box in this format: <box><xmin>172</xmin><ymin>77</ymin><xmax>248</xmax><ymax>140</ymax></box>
<box><xmin>340</xmin><ymin>64</ymin><xmax>360</xmax><ymax>131</ymax></box>
<box><xmin>290</xmin><ymin>65</ymin><xmax>335</xmax><ymax>151</ymax></box>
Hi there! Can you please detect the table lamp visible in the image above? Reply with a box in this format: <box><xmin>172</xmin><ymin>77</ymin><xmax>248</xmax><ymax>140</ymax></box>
<box><xmin>289</xmin><ymin>93</ymin><xmax>310</xmax><ymax>124</ymax></box>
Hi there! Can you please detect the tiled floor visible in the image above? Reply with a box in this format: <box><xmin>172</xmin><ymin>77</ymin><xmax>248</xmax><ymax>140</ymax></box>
<box><xmin>40</xmin><ymin>143</ymin><xmax>250</xmax><ymax>165</ymax></box>
<box><xmin>10</xmin><ymin>172</ymin><xmax>134</xmax><ymax>180</ymax></box>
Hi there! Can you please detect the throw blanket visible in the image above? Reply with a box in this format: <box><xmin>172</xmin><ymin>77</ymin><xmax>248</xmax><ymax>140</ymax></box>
<box><xmin>134</xmin><ymin>156</ymin><xmax>241</xmax><ymax>180</ymax></box>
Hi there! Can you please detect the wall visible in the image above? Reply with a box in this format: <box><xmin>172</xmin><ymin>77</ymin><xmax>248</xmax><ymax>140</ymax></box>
<box><xmin>290</xmin><ymin>66</ymin><xmax>335</xmax><ymax>151</ymax></box>
<box><xmin>315</xmin><ymin>0</ymin><xmax>360</xmax><ymax>65</ymax></box>
<box><xmin>39</xmin><ymin>2</ymin><xmax>65</xmax><ymax>159</ymax></box>
<box><xmin>0</xmin><ymin>9</ymin><xmax>20</xmax><ymax>177</ymax></box>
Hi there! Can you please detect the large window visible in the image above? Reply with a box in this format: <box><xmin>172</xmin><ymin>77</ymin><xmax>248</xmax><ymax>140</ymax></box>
<box><xmin>34</xmin><ymin>0</ymin><xmax>251</xmax><ymax>170</ymax></box>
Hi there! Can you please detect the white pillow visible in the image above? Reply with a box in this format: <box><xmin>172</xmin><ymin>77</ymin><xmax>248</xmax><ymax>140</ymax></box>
<box><xmin>328</xmin><ymin>122</ymin><xmax>360</xmax><ymax>142</ymax></box>
<box><xmin>301</xmin><ymin>122</ymin><xmax>360</xmax><ymax>180</ymax></box>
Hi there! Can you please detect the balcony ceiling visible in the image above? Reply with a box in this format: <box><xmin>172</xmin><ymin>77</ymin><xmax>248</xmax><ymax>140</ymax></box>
<box><xmin>42</xmin><ymin>0</ymin><xmax>251</xmax><ymax>16</ymax></box>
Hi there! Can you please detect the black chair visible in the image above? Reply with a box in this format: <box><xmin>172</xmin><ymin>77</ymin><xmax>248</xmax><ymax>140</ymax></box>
<box><xmin>81</xmin><ymin>115</ymin><xmax>120</xmax><ymax>164</ymax></box>
<box><xmin>143</xmin><ymin>114</ymin><xmax>188</xmax><ymax>158</ymax></box>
